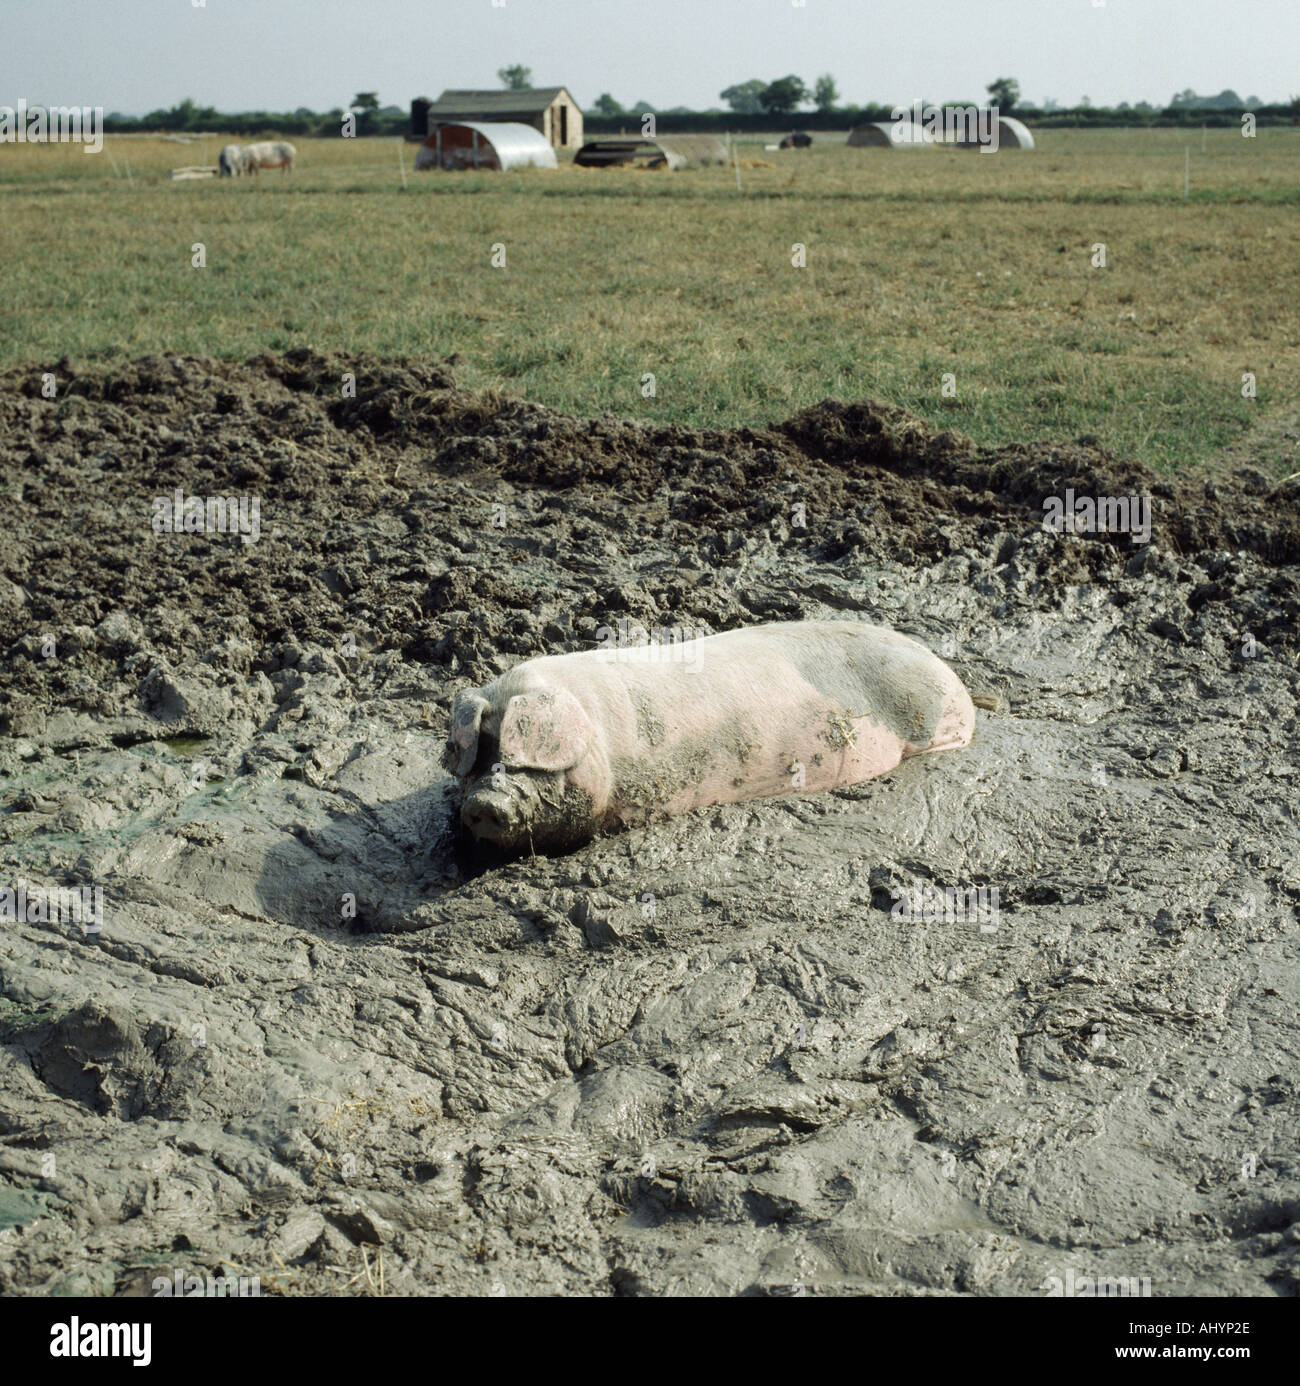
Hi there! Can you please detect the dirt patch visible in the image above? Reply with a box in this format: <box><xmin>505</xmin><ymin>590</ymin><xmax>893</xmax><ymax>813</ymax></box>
<box><xmin>1</xmin><ymin>351</ymin><xmax>1297</xmax><ymax>1296</ymax></box>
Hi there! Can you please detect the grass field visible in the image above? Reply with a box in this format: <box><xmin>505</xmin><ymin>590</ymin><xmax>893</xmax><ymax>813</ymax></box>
<box><xmin>2</xmin><ymin>128</ymin><xmax>1298</xmax><ymax>471</ymax></box>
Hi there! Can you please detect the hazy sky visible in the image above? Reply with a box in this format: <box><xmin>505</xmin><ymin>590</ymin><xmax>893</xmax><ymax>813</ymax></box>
<box><xmin>3</xmin><ymin>0</ymin><xmax>1296</xmax><ymax>114</ymax></box>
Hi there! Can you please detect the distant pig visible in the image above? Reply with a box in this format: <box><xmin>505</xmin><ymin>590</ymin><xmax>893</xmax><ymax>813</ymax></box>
<box><xmin>218</xmin><ymin>143</ymin><xmax>249</xmax><ymax>177</ymax></box>
<box><xmin>242</xmin><ymin>140</ymin><xmax>296</xmax><ymax>173</ymax></box>
<box><xmin>443</xmin><ymin>621</ymin><xmax>976</xmax><ymax>855</ymax></box>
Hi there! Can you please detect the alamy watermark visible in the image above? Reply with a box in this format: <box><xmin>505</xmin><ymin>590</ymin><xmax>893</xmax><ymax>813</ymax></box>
<box><xmin>891</xmin><ymin>101</ymin><xmax>1000</xmax><ymax>150</ymax></box>
<box><xmin>594</xmin><ymin>618</ymin><xmax>709</xmax><ymax>671</ymax></box>
<box><xmin>0</xmin><ymin>100</ymin><xmax>103</xmax><ymax>154</ymax></box>
<box><xmin>152</xmin><ymin>490</ymin><xmax>261</xmax><ymax>545</ymax></box>
<box><xmin>1043</xmin><ymin>487</ymin><xmax>1151</xmax><ymax>544</ymax></box>
<box><xmin>153</xmin><ymin>1268</ymin><xmax>261</xmax><ymax>1297</ymax></box>
<box><xmin>890</xmin><ymin>881</ymin><xmax>1000</xmax><ymax>931</ymax></box>
<box><xmin>1041</xmin><ymin>1268</ymin><xmax>1152</xmax><ymax>1297</ymax></box>
<box><xmin>1</xmin><ymin>881</ymin><xmax>103</xmax><ymax>933</ymax></box>
<box><xmin>49</xmin><ymin>1319</ymin><xmax>150</xmax><ymax>1366</ymax></box>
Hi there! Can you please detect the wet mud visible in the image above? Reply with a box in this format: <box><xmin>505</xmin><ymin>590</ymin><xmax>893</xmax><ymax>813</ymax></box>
<box><xmin>1</xmin><ymin>350</ymin><xmax>1297</xmax><ymax>1295</ymax></box>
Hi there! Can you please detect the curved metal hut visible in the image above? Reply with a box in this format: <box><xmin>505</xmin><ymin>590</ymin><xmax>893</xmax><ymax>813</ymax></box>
<box><xmin>846</xmin><ymin>122</ymin><xmax>936</xmax><ymax>148</ymax></box>
<box><xmin>993</xmin><ymin>116</ymin><xmax>1035</xmax><ymax>148</ymax></box>
<box><xmin>952</xmin><ymin>115</ymin><xmax>1036</xmax><ymax>151</ymax></box>
<box><xmin>414</xmin><ymin>122</ymin><xmax>558</xmax><ymax>171</ymax></box>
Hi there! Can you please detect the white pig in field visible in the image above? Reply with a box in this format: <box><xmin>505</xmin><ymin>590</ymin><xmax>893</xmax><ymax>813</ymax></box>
<box><xmin>218</xmin><ymin>143</ymin><xmax>250</xmax><ymax>177</ymax></box>
<box><xmin>242</xmin><ymin>140</ymin><xmax>296</xmax><ymax>173</ymax></box>
<box><xmin>443</xmin><ymin>621</ymin><xmax>976</xmax><ymax>854</ymax></box>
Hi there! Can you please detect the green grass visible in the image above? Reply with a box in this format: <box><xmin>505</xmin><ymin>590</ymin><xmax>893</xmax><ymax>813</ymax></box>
<box><xmin>2</xmin><ymin>128</ymin><xmax>1298</xmax><ymax>470</ymax></box>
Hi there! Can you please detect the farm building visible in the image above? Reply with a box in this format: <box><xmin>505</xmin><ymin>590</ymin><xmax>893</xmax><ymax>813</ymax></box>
<box><xmin>847</xmin><ymin>122</ymin><xmax>936</xmax><ymax>148</ymax></box>
<box><xmin>954</xmin><ymin>115</ymin><xmax>1036</xmax><ymax>150</ymax></box>
<box><xmin>411</xmin><ymin>88</ymin><xmax>583</xmax><ymax>150</ymax></box>
<box><xmin>574</xmin><ymin>135</ymin><xmax>728</xmax><ymax>170</ymax></box>
<box><xmin>413</xmin><ymin>123</ymin><xmax>558</xmax><ymax>172</ymax></box>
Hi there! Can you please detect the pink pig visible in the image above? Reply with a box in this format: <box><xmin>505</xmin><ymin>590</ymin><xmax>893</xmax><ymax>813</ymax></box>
<box><xmin>443</xmin><ymin>620</ymin><xmax>976</xmax><ymax>854</ymax></box>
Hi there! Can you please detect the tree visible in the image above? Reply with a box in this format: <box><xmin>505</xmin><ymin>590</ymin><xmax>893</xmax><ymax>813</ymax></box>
<box><xmin>348</xmin><ymin>91</ymin><xmax>379</xmax><ymax>134</ymax></box>
<box><xmin>813</xmin><ymin>74</ymin><xmax>839</xmax><ymax>112</ymax></box>
<box><xmin>593</xmin><ymin>93</ymin><xmax>623</xmax><ymax>117</ymax></box>
<box><xmin>759</xmin><ymin>75</ymin><xmax>808</xmax><ymax>115</ymax></box>
<box><xmin>498</xmin><ymin>65</ymin><xmax>532</xmax><ymax>91</ymax></box>
<box><xmin>986</xmin><ymin>77</ymin><xmax>1020</xmax><ymax>111</ymax></box>
<box><xmin>720</xmin><ymin>80</ymin><xmax>766</xmax><ymax>114</ymax></box>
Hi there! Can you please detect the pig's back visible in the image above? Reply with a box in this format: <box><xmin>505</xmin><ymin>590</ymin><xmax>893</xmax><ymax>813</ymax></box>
<box><xmin>504</xmin><ymin>621</ymin><xmax>972</xmax><ymax>821</ymax></box>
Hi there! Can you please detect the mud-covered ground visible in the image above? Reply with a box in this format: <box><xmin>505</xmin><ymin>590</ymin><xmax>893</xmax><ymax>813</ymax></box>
<box><xmin>1</xmin><ymin>350</ymin><xmax>1297</xmax><ymax>1296</ymax></box>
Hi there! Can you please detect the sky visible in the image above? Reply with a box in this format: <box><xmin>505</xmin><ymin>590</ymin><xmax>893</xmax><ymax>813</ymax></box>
<box><xmin>2</xmin><ymin>0</ymin><xmax>1296</xmax><ymax>115</ymax></box>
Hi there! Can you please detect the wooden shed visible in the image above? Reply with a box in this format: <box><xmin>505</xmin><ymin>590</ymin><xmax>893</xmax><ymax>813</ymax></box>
<box><xmin>418</xmin><ymin>88</ymin><xmax>583</xmax><ymax>150</ymax></box>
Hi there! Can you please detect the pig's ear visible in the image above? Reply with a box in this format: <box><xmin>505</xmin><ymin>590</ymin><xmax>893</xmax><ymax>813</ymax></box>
<box><xmin>443</xmin><ymin>689</ymin><xmax>491</xmax><ymax>777</ymax></box>
<box><xmin>499</xmin><ymin>689</ymin><xmax>594</xmax><ymax>772</ymax></box>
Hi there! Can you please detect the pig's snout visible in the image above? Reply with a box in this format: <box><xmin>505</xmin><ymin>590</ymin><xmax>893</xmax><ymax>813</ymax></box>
<box><xmin>461</xmin><ymin>791</ymin><xmax>519</xmax><ymax>844</ymax></box>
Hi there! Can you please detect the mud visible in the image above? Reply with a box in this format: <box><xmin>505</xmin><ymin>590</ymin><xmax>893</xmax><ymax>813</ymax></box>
<box><xmin>1</xmin><ymin>349</ymin><xmax>1297</xmax><ymax>1296</ymax></box>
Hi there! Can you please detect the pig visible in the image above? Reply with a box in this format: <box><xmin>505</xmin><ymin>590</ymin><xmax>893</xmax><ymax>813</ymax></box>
<box><xmin>242</xmin><ymin>140</ymin><xmax>296</xmax><ymax>173</ymax></box>
<box><xmin>443</xmin><ymin>621</ymin><xmax>976</xmax><ymax>855</ymax></box>
<box><xmin>218</xmin><ymin>143</ymin><xmax>249</xmax><ymax>177</ymax></box>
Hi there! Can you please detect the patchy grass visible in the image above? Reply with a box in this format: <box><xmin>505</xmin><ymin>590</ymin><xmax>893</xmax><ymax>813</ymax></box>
<box><xmin>1</xmin><ymin>128</ymin><xmax>1298</xmax><ymax>470</ymax></box>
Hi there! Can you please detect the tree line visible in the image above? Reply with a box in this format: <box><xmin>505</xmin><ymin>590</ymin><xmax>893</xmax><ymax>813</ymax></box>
<box><xmin>591</xmin><ymin>75</ymin><xmax>1297</xmax><ymax>123</ymax></box>
<box><xmin>93</xmin><ymin>77</ymin><xmax>1300</xmax><ymax>138</ymax></box>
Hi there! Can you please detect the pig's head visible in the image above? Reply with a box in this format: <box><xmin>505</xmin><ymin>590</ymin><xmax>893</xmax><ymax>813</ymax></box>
<box><xmin>442</xmin><ymin>685</ymin><xmax>603</xmax><ymax>855</ymax></box>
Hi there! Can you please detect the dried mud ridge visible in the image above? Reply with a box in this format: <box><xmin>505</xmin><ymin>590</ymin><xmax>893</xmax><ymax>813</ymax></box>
<box><xmin>1</xmin><ymin>350</ymin><xmax>1297</xmax><ymax>1296</ymax></box>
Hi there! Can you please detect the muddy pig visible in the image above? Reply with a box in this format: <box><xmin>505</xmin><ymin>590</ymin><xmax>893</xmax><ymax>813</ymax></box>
<box><xmin>443</xmin><ymin>620</ymin><xmax>976</xmax><ymax>854</ymax></box>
